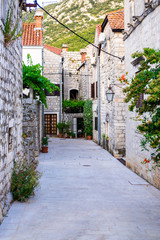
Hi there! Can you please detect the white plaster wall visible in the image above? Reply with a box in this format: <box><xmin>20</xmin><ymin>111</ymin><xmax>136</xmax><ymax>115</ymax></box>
<box><xmin>23</xmin><ymin>47</ymin><xmax>43</xmax><ymax>66</ymax></box>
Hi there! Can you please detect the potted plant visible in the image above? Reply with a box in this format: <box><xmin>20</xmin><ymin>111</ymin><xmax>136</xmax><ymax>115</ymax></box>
<box><xmin>56</xmin><ymin>122</ymin><xmax>64</xmax><ymax>138</ymax></box>
<box><xmin>64</xmin><ymin>122</ymin><xmax>70</xmax><ymax>138</ymax></box>
<box><xmin>71</xmin><ymin>132</ymin><xmax>75</xmax><ymax>138</ymax></box>
<box><xmin>57</xmin><ymin>121</ymin><xmax>71</xmax><ymax>138</ymax></box>
<box><xmin>68</xmin><ymin>132</ymin><xmax>72</xmax><ymax>138</ymax></box>
<box><xmin>102</xmin><ymin>133</ymin><xmax>105</xmax><ymax>149</ymax></box>
<box><xmin>42</xmin><ymin>136</ymin><xmax>49</xmax><ymax>153</ymax></box>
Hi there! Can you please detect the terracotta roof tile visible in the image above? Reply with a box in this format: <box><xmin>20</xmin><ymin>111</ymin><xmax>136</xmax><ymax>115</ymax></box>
<box><xmin>23</xmin><ymin>23</ymin><xmax>42</xmax><ymax>46</ymax></box>
<box><xmin>106</xmin><ymin>9</ymin><xmax>124</xmax><ymax>30</ymax></box>
<box><xmin>44</xmin><ymin>44</ymin><xmax>62</xmax><ymax>55</ymax></box>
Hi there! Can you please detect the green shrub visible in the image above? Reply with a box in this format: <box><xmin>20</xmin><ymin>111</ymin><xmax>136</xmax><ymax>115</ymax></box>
<box><xmin>83</xmin><ymin>100</ymin><xmax>93</xmax><ymax>136</ymax></box>
<box><xmin>42</xmin><ymin>136</ymin><xmax>49</xmax><ymax>146</ymax></box>
<box><xmin>62</xmin><ymin>99</ymin><xmax>85</xmax><ymax>113</ymax></box>
<box><xmin>11</xmin><ymin>161</ymin><xmax>41</xmax><ymax>202</ymax></box>
<box><xmin>57</xmin><ymin>121</ymin><xmax>70</xmax><ymax>135</ymax></box>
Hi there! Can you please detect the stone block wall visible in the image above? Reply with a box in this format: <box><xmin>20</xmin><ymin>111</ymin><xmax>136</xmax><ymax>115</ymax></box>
<box><xmin>99</xmin><ymin>26</ymin><xmax>125</xmax><ymax>157</ymax></box>
<box><xmin>23</xmin><ymin>99</ymin><xmax>42</xmax><ymax>165</ymax></box>
<box><xmin>0</xmin><ymin>0</ymin><xmax>23</xmax><ymax>223</ymax></box>
<box><xmin>62</xmin><ymin>51</ymin><xmax>81</xmax><ymax>100</ymax></box>
<box><xmin>124</xmin><ymin>2</ymin><xmax>160</xmax><ymax>188</ymax></box>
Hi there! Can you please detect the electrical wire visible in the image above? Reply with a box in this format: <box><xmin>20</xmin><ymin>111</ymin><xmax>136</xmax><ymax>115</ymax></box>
<box><xmin>34</xmin><ymin>0</ymin><xmax>123</xmax><ymax>61</ymax></box>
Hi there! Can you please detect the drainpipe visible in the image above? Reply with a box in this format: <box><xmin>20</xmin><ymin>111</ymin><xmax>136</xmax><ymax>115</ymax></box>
<box><xmin>86</xmin><ymin>61</ymin><xmax>89</xmax><ymax>99</ymax></box>
<box><xmin>59</xmin><ymin>57</ymin><xmax>64</xmax><ymax>123</ymax></box>
<box><xmin>59</xmin><ymin>61</ymin><xmax>62</xmax><ymax>123</ymax></box>
<box><xmin>41</xmin><ymin>9</ymin><xmax>45</xmax><ymax>138</ymax></box>
<box><xmin>97</xmin><ymin>54</ymin><xmax>101</xmax><ymax>145</ymax></box>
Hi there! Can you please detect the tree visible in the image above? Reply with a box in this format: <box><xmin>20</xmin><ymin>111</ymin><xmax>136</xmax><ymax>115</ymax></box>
<box><xmin>123</xmin><ymin>48</ymin><xmax>160</xmax><ymax>167</ymax></box>
<box><xmin>23</xmin><ymin>54</ymin><xmax>59</xmax><ymax>108</ymax></box>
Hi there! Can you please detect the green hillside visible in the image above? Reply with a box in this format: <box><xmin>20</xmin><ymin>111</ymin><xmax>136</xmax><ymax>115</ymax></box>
<box><xmin>23</xmin><ymin>0</ymin><xmax>123</xmax><ymax>51</ymax></box>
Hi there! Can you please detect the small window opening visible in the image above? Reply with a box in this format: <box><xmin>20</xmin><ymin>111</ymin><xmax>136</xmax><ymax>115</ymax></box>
<box><xmin>70</xmin><ymin>89</ymin><xmax>78</xmax><ymax>100</ymax></box>
<box><xmin>8</xmin><ymin>127</ymin><xmax>13</xmax><ymax>152</ymax></box>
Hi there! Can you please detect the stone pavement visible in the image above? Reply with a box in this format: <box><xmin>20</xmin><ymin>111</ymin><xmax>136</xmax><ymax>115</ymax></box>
<box><xmin>0</xmin><ymin>138</ymin><xmax>160</xmax><ymax>240</ymax></box>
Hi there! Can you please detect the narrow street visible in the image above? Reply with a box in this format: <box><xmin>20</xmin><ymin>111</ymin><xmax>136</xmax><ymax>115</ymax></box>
<box><xmin>0</xmin><ymin>138</ymin><xmax>160</xmax><ymax>240</ymax></box>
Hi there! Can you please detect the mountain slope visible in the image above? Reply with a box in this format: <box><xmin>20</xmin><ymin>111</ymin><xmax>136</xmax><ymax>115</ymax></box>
<box><xmin>24</xmin><ymin>0</ymin><xmax>124</xmax><ymax>51</ymax></box>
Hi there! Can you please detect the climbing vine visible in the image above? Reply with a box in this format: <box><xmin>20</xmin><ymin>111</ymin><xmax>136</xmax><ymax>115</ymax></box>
<box><xmin>62</xmin><ymin>99</ymin><xmax>85</xmax><ymax>113</ymax></box>
<box><xmin>121</xmin><ymin>48</ymin><xmax>160</xmax><ymax>168</ymax></box>
<box><xmin>83</xmin><ymin>100</ymin><xmax>93</xmax><ymax>136</ymax></box>
<box><xmin>23</xmin><ymin>54</ymin><xmax>59</xmax><ymax>108</ymax></box>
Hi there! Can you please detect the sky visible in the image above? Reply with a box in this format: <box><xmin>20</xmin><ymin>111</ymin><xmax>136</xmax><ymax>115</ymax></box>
<box><xmin>27</xmin><ymin>0</ymin><xmax>61</xmax><ymax>7</ymax></box>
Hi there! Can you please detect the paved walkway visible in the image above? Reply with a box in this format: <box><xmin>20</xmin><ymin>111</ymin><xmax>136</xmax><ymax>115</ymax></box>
<box><xmin>0</xmin><ymin>138</ymin><xmax>160</xmax><ymax>240</ymax></box>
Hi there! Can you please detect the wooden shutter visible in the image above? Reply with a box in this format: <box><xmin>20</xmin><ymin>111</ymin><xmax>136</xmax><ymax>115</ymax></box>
<box><xmin>96</xmin><ymin>81</ymin><xmax>98</xmax><ymax>98</ymax></box>
<box><xmin>95</xmin><ymin>117</ymin><xmax>98</xmax><ymax>131</ymax></box>
<box><xmin>93</xmin><ymin>83</ymin><xmax>95</xmax><ymax>99</ymax></box>
<box><xmin>91</xmin><ymin>83</ymin><xmax>93</xmax><ymax>98</ymax></box>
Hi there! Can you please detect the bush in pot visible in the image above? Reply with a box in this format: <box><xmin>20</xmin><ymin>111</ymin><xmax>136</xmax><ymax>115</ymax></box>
<box><xmin>42</xmin><ymin>136</ymin><xmax>49</xmax><ymax>153</ymax></box>
<box><xmin>57</xmin><ymin>121</ymin><xmax>70</xmax><ymax>138</ymax></box>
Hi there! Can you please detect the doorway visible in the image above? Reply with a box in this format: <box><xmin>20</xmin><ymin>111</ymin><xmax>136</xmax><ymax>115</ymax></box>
<box><xmin>77</xmin><ymin>118</ymin><xmax>84</xmax><ymax>138</ymax></box>
<box><xmin>45</xmin><ymin>114</ymin><xmax>57</xmax><ymax>135</ymax></box>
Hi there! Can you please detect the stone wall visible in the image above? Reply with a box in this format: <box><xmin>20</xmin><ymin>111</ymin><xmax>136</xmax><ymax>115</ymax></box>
<box><xmin>23</xmin><ymin>99</ymin><xmax>42</xmax><ymax>165</ymax></box>
<box><xmin>0</xmin><ymin>0</ymin><xmax>23</xmax><ymax>223</ymax></box>
<box><xmin>44</xmin><ymin>48</ymin><xmax>61</xmax><ymax>117</ymax></box>
<box><xmin>124</xmin><ymin>1</ymin><xmax>160</xmax><ymax>188</ymax></box>
<box><xmin>91</xmin><ymin>23</ymin><xmax>125</xmax><ymax>157</ymax></box>
<box><xmin>100</xmin><ymin>26</ymin><xmax>125</xmax><ymax>157</ymax></box>
<box><xmin>62</xmin><ymin>50</ymin><xmax>81</xmax><ymax>100</ymax></box>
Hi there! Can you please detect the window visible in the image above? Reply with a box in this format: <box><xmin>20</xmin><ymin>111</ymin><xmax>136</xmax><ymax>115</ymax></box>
<box><xmin>91</xmin><ymin>83</ymin><xmax>95</xmax><ymax>99</ymax></box>
<box><xmin>70</xmin><ymin>89</ymin><xmax>78</xmax><ymax>100</ymax></box>
<box><xmin>45</xmin><ymin>84</ymin><xmax>60</xmax><ymax>96</ymax></box>
<box><xmin>8</xmin><ymin>128</ymin><xmax>13</xmax><ymax>152</ymax></box>
<box><xmin>95</xmin><ymin>117</ymin><xmax>98</xmax><ymax>131</ymax></box>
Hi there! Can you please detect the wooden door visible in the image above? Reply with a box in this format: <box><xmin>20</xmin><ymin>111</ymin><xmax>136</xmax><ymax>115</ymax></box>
<box><xmin>45</xmin><ymin>114</ymin><xmax>57</xmax><ymax>135</ymax></box>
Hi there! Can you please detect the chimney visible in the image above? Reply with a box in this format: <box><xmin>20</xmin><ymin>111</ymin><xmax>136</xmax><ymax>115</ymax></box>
<box><xmin>62</xmin><ymin>44</ymin><xmax>68</xmax><ymax>51</ymax></box>
<box><xmin>80</xmin><ymin>49</ymin><xmax>87</xmax><ymax>63</ymax></box>
<box><xmin>34</xmin><ymin>9</ymin><xmax>43</xmax><ymax>29</ymax></box>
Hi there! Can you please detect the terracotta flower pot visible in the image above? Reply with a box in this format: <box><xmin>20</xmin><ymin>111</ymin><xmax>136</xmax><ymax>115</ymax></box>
<box><xmin>42</xmin><ymin>146</ymin><xmax>48</xmax><ymax>153</ymax></box>
<box><xmin>87</xmin><ymin>135</ymin><xmax>92</xmax><ymax>140</ymax></box>
<box><xmin>59</xmin><ymin>133</ymin><xmax>63</xmax><ymax>138</ymax></box>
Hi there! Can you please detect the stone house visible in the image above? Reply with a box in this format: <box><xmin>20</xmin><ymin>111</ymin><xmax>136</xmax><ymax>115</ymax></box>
<box><xmin>43</xmin><ymin>44</ymin><xmax>62</xmax><ymax>135</ymax></box>
<box><xmin>43</xmin><ymin>44</ymin><xmax>83</xmax><ymax>136</ymax></box>
<box><xmin>99</xmin><ymin>9</ymin><xmax>125</xmax><ymax>157</ymax></box>
<box><xmin>91</xmin><ymin>25</ymin><xmax>101</xmax><ymax>143</ymax></box>
<box><xmin>90</xmin><ymin>10</ymin><xmax>125</xmax><ymax>157</ymax></box>
<box><xmin>0</xmin><ymin>0</ymin><xmax>24</xmax><ymax>223</ymax></box>
<box><xmin>124</xmin><ymin>0</ymin><xmax>160</xmax><ymax>188</ymax></box>
<box><xmin>23</xmin><ymin>9</ymin><xmax>43</xmax><ymax>66</ymax></box>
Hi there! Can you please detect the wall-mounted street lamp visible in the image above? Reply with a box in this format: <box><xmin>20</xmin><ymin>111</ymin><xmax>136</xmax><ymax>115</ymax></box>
<box><xmin>106</xmin><ymin>86</ymin><xmax>114</xmax><ymax>102</ymax></box>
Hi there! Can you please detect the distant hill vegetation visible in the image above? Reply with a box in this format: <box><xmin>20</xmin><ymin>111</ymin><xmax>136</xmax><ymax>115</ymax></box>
<box><xmin>23</xmin><ymin>0</ymin><xmax>123</xmax><ymax>51</ymax></box>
